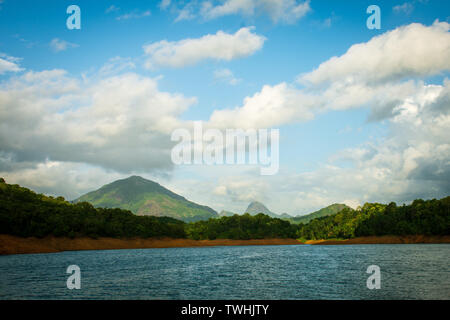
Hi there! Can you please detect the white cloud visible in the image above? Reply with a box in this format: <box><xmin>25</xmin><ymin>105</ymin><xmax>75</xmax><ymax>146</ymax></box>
<box><xmin>198</xmin><ymin>78</ymin><xmax>450</xmax><ymax>215</ymax></box>
<box><xmin>143</xmin><ymin>27</ymin><xmax>266</xmax><ymax>69</ymax></box>
<box><xmin>188</xmin><ymin>21</ymin><xmax>450</xmax><ymax>213</ymax></box>
<box><xmin>301</xmin><ymin>20</ymin><xmax>450</xmax><ymax>85</ymax></box>
<box><xmin>206</xmin><ymin>21</ymin><xmax>450</xmax><ymax>130</ymax></box>
<box><xmin>209</xmin><ymin>82</ymin><xmax>316</xmax><ymax>129</ymax></box>
<box><xmin>213</xmin><ymin>68</ymin><xmax>241</xmax><ymax>85</ymax></box>
<box><xmin>159</xmin><ymin>0</ymin><xmax>171</xmax><ymax>10</ymax></box>
<box><xmin>105</xmin><ymin>5</ymin><xmax>120</xmax><ymax>13</ymax></box>
<box><xmin>98</xmin><ymin>56</ymin><xmax>136</xmax><ymax>76</ymax></box>
<box><xmin>116</xmin><ymin>10</ymin><xmax>151</xmax><ymax>20</ymax></box>
<box><xmin>393</xmin><ymin>2</ymin><xmax>414</xmax><ymax>14</ymax></box>
<box><xmin>200</xmin><ymin>0</ymin><xmax>311</xmax><ymax>23</ymax></box>
<box><xmin>0</xmin><ymin>160</ymin><xmax>126</xmax><ymax>200</ymax></box>
<box><xmin>0</xmin><ymin>54</ymin><xmax>23</xmax><ymax>74</ymax></box>
<box><xmin>0</xmin><ymin>69</ymin><xmax>197</xmax><ymax>175</ymax></box>
<box><xmin>1</xmin><ymin>21</ymin><xmax>449</xmax><ymax>214</ymax></box>
<box><xmin>50</xmin><ymin>38</ymin><xmax>79</xmax><ymax>52</ymax></box>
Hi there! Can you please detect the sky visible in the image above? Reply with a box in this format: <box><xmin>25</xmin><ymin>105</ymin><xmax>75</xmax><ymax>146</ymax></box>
<box><xmin>0</xmin><ymin>0</ymin><xmax>449</xmax><ymax>216</ymax></box>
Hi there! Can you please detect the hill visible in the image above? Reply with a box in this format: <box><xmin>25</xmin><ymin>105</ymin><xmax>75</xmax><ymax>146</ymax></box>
<box><xmin>297</xmin><ymin>198</ymin><xmax>450</xmax><ymax>240</ymax></box>
<box><xmin>0</xmin><ymin>178</ymin><xmax>186</xmax><ymax>239</ymax></box>
<box><xmin>74</xmin><ymin>176</ymin><xmax>217</xmax><ymax>222</ymax></box>
<box><xmin>289</xmin><ymin>204</ymin><xmax>350</xmax><ymax>224</ymax></box>
<box><xmin>0</xmin><ymin>178</ymin><xmax>448</xmax><ymax>245</ymax></box>
<box><xmin>218</xmin><ymin>210</ymin><xmax>237</xmax><ymax>217</ymax></box>
<box><xmin>244</xmin><ymin>201</ymin><xmax>292</xmax><ymax>219</ymax></box>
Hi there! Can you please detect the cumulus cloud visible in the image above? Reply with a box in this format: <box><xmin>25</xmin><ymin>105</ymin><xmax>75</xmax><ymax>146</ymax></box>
<box><xmin>189</xmin><ymin>21</ymin><xmax>450</xmax><ymax>213</ymax></box>
<box><xmin>1</xmin><ymin>21</ymin><xmax>449</xmax><ymax>213</ymax></box>
<box><xmin>0</xmin><ymin>69</ymin><xmax>197</xmax><ymax>176</ymax></box>
<box><xmin>326</xmin><ymin>81</ymin><xmax>450</xmax><ymax>204</ymax></box>
<box><xmin>50</xmin><ymin>38</ymin><xmax>79</xmax><ymax>52</ymax></box>
<box><xmin>143</xmin><ymin>27</ymin><xmax>265</xmax><ymax>69</ymax></box>
<box><xmin>209</xmin><ymin>82</ymin><xmax>317</xmax><ymax>129</ymax></box>
<box><xmin>206</xmin><ymin>21</ymin><xmax>450</xmax><ymax>130</ymax></box>
<box><xmin>0</xmin><ymin>160</ymin><xmax>126</xmax><ymax>200</ymax></box>
<box><xmin>300</xmin><ymin>20</ymin><xmax>450</xmax><ymax>86</ymax></box>
<box><xmin>198</xmin><ymin>79</ymin><xmax>450</xmax><ymax>215</ymax></box>
<box><xmin>0</xmin><ymin>53</ymin><xmax>23</xmax><ymax>74</ymax></box>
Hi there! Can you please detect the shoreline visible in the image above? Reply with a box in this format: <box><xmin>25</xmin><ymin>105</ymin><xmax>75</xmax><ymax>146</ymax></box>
<box><xmin>1</xmin><ymin>234</ymin><xmax>449</xmax><ymax>255</ymax></box>
<box><xmin>304</xmin><ymin>235</ymin><xmax>450</xmax><ymax>245</ymax></box>
<box><xmin>0</xmin><ymin>235</ymin><xmax>302</xmax><ymax>255</ymax></box>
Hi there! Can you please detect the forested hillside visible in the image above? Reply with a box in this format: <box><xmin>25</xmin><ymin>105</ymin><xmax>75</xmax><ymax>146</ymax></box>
<box><xmin>296</xmin><ymin>198</ymin><xmax>450</xmax><ymax>240</ymax></box>
<box><xmin>1</xmin><ymin>178</ymin><xmax>449</xmax><ymax>241</ymax></box>
<box><xmin>0</xmin><ymin>179</ymin><xmax>186</xmax><ymax>239</ymax></box>
<box><xmin>186</xmin><ymin>213</ymin><xmax>298</xmax><ymax>240</ymax></box>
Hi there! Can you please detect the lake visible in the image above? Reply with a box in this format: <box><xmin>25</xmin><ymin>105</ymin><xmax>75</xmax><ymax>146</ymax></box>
<box><xmin>0</xmin><ymin>244</ymin><xmax>449</xmax><ymax>299</ymax></box>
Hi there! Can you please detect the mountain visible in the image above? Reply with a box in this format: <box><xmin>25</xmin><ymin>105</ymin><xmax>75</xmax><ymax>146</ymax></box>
<box><xmin>289</xmin><ymin>203</ymin><xmax>351</xmax><ymax>224</ymax></box>
<box><xmin>279</xmin><ymin>213</ymin><xmax>293</xmax><ymax>219</ymax></box>
<box><xmin>218</xmin><ymin>210</ymin><xmax>237</xmax><ymax>217</ymax></box>
<box><xmin>244</xmin><ymin>201</ymin><xmax>275</xmax><ymax>216</ymax></box>
<box><xmin>243</xmin><ymin>201</ymin><xmax>292</xmax><ymax>219</ymax></box>
<box><xmin>74</xmin><ymin>176</ymin><xmax>217</xmax><ymax>222</ymax></box>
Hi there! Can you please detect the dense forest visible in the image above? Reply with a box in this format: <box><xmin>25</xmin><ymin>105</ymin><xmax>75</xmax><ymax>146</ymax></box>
<box><xmin>0</xmin><ymin>179</ymin><xmax>186</xmax><ymax>239</ymax></box>
<box><xmin>186</xmin><ymin>213</ymin><xmax>298</xmax><ymax>240</ymax></box>
<box><xmin>296</xmin><ymin>198</ymin><xmax>450</xmax><ymax>240</ymax></box>
<box><xmin>1</xmin><ymin>178</ymin><xmax>449</xmax><ymax>240</ymax></box>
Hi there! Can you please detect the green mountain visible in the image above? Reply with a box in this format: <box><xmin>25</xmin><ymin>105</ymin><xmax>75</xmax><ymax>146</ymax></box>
<box><xmin>74</xmin><ymin>176</ymin><xmax>218</xmax><ymax>222</ymax></box>
<box><xmin>289</xmin><ymin>203</ymin><xmax>351</xmax><ymax>224</ymax></box>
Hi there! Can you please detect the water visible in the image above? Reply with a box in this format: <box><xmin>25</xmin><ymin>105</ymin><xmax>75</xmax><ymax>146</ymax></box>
<box><xmin>0</xmin><ymin>244</ymin><xmax>449</xmax><ymax>300</ymax></box>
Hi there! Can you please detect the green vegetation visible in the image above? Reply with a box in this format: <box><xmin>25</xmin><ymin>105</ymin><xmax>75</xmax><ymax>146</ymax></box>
<box><xmin>74</xmin><ymin>176</ymin><xmax>217</xmax><ymax>222</ymax></box>
<box><xmin>288</xmin><ymin>204</ymin><xmax>350</xmax><ymax>224</ymax></box>
<box><xmin>0</xmin><ymin>180</ymin><xmax>186</xmax><ymax>239</ymax></box>
<box><xmin>296</xmin><ymin>199</ymin><xmax>450</xmax><ymax>239</ymax></box>
<box><xmin>0</xmin><ymin>179</ymin><xmax>449</xmax><ymax>241</ymax></box>
<box><xmin>0</xmin><ymin>179</ymin><xmax>296</xmax><ymax>240</ymax></box>
<box><xmin>186</xmin><ymin>213</ymin><xmax>298</xmax><ymax>240</ymax></box>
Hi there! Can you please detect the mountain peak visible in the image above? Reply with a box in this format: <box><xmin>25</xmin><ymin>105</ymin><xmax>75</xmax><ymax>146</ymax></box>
<box><xmin>74</xmin><ymin>176</ymin><xmax>217</xmax><ymax>222</ymax></box>
<box><xmin>118</xmin><ymin>175</ymin><xmax>157</xmax><ymax>184</ymax></box>
<box><xmin>245</xmin><ymin>201</ymin><xmax>275</xmax><ymax>216</ymax></box>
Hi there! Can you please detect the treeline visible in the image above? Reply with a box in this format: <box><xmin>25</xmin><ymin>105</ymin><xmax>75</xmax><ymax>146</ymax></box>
<box><xmin>1</xmin><ymin>179</ymin><xmax>449</xmax><ymax>240</ymax></box>
<box><xmin>186</xmin><ymin>213</ymin><xmax>298</xmax><ymax>240</ymax></box>
<box><xmin>0</xmin><ymin>179</ymin><xmax>295</xmax><ymax>240</ymax></box>
<box><xmin>0</xmin><ymin>179</ymin><xmax>185</xmax><ymax>239</ymax></box>
<box><xmin>296</xmin><ymin>198</ymin><xmax>450</xmax><ymax>240</ymax></box>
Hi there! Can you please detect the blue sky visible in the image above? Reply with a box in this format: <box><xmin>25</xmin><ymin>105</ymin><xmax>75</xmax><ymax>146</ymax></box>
<box><xmin>1</xmin><ymin>0</ymin><xmax>449</xmax><ymax>215</ymax></box>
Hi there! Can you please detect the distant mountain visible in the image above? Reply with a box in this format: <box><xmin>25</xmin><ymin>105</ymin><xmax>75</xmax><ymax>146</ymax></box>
<box><xmin>244</xmin><ymin>201</ymin><xmax>274</xmax><ymax>216</ymax></box>
<box><xmin>279</xmin><ymin>213</ymin><xmax>293</xmax><ymax>219</ymax></box>
<box><xmin>218</xmin><ymin>210</ymin><xmax>237</xmax><ymax>217</ymax></box>
<box><xmin>289</xmin><ymin>204</ymin><xmax>350</xmax><ymax>224</ymax></box>
<box><xmin>74</xmin><ymin>176</ymin><xmax>218</xmax><ymax>222</ymax></box>
<box><xmin>243</xmin><ymin>201</ymin><xmax>292</xmax><ymax>219</ymax></box>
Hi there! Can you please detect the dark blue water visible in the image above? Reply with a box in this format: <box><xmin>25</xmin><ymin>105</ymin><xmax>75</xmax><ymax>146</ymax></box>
<box><xmin>0</xmin><ymin>244</ymin><xmax>449</xmax><ymax>299</ymax></box>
